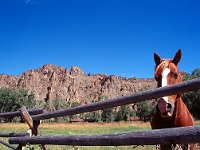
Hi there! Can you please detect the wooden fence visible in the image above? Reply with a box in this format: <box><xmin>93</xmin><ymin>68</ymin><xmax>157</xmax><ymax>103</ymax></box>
<box><xmin>9</xmin><ymin>126</ymin><xmax>200</xmax><ymax>146</ymax></box>
<box><xmin>0</xmin><ymin>108</ymin><xmax>44</xmax><ymax>150</ymax></box>
<box><xmin>0</xmin><ymin>77</ymin><xmax>200</xmax><ymax>150</ymax></box>
<box><xmin>0</xmin><ymin>108</ymin><xmax>43</xmax><ymax>118</ymax></box>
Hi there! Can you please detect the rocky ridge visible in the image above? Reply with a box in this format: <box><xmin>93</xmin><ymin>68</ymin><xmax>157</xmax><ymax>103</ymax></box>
<box><xmin>0</xmin><ymin>64</ymin><xmax>157</xmax><ymax>105</ymax></box>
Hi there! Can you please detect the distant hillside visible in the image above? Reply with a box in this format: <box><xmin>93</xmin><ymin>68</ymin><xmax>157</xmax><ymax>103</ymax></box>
<box><xmin>0</xmin><ymin>64</ymin><xmax>156</xmax><ymax>105</ymax></box>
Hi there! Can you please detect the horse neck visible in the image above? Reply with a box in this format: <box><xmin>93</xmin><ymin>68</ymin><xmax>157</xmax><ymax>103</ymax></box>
<box><xmin>173</xmin><ymin>97</ymin><xmax>194</xmax><ymax>127</ymax></box>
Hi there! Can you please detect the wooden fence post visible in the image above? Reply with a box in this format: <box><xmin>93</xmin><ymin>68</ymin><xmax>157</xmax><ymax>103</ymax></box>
<box><xmin>19</xmin><ymin>106</ymin><xmax>48</xmax><ymax>150</ymax></box>
<box><xmin>19</xmin><ymin>106</ymin><xmax>39</xmax><ymax>136</ymax></box>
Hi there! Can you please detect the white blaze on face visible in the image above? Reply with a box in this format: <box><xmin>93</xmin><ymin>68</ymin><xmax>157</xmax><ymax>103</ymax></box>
<box><xmin>161</xmin><ymin>67</ymin><xmax>170</xmax><ymax>102</ymax></box>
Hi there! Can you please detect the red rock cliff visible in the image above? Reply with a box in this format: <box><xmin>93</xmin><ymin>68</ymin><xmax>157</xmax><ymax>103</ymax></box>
<box><xmin>0</xmin><ymin>64</ymin><xmax>157</xmax><ymax>104</ymax></box>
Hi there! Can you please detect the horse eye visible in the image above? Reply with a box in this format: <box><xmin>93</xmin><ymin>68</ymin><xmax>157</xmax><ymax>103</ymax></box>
<box><xmin>173</xmin><ymin>72</ymin><xmax>178</xmax><ymax>79</ymax></box>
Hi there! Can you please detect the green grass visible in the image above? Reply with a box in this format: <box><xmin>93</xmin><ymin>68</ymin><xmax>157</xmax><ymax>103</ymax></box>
<box><xmin>1</xmin><ymin>121</ymin><xmax>200</xmax><ymax>150</ymax></box>
<box><xmin>40</xmin><ymin>121</ymin><xmax>151</xmax><ymax>135</ymax></box>
<box><xmin>0</xmin><ymin>121</ymin><xmax>154</xmax><ymax>150</ymax></box>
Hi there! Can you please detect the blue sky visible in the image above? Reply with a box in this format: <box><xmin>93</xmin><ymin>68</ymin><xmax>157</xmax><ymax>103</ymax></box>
<box><xmin>0</xmin><ymin>0</ymin><xmax>200</xmax><ymax>78</ymax></box>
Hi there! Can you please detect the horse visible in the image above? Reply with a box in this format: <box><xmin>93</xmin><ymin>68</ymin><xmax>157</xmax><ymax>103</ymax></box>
<box><xmin>150</xmin><ymin>49</ymin><xmax>194</xmax><ymax>150</ymax></box>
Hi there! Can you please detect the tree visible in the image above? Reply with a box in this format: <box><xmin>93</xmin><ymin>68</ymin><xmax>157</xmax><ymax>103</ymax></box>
<box><xmin>0</xmin><ymin>88</ymin><xmax>36</xmax><ymax>122</ymax></box>
<box><xmin>52</xmin><ymin>98</ymin><xmax>68</xmax><ymax>110</ymax></box>
<box><xmin>182</xmin><ymin>68</ymin><xmax>200</xmax><ymax>120</ymax></box>
<box><xmin>84</xmin><ymin>111</ymin><xmax>101</xmax><ymax>122</ymax></box>
<box><xmin>135</xmin><ymin>87</ymin><xmax>156</xmax><ymax>122</ymax></box>
<box><xmin>84</xmin><ymin>100</ymin><xmax>101</xmax><ymax>122</ymax></box>
<box><xmin>42</xmin><ymin>98</ymin><xmax>70</xmax><ymax>123</ymax></box>
<box><xmin>69</xmin><ymin>102</ymin><xmax>82</xmax><ymax>120</ymax></box>
<box><xmin>0</xmin><ymin>88</ymin><xmax>20</xmax><ymax>113</ymax></box>
<box><xmin>17</xmin><ymin>88</ymin><xmax>36</xmax><ymax>109</ymax></box>
<box><xmin>101</xmin><ymin>108</ymin><xmax>116</xmax><ymax>122</ymax></box>
<box><xmin>115</xmin><ymin>105</ymin><xmax>134</xmax><ymax>121</ymax></box>
<box><xmin>98</xmin><ymin>95</ymin><xmax>116</xmax><ymax>122</ymax></box>
<box><xmin>0</xmin><ymin>88</ymin><xmax>36</xmax><ymax>112</ymax></box>
<box><xmin>136</xmin><ymin>101</ymin><xmax>155</xmax><ymax>122</ymax></box>
<box><xmin>52</xmin><ymin>98</ymin><xmax>69</xmax><ymax>122</ymax></box>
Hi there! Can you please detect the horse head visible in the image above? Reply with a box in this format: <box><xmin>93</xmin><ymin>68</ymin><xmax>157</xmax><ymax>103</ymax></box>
<box><xmin>152</xmin><ymin>49</ymin><xmax>194</xmax><ymax>149</ymax></box>
<box><xmin>154</xmin><ymin>49</ymin><xmax>182</xmax><ymax>118</ymax></box>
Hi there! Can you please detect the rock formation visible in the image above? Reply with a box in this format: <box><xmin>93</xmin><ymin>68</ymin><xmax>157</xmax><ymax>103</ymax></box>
<box><xmin>0</xmin><ymin>64</ymin><xmax>157</xmax><ymax>105</ymax></box>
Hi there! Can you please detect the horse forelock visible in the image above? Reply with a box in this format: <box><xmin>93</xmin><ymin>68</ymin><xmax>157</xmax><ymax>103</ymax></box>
<box><xmin>154</xmin><ymin>60</ymin><xmax>171</xmax><ymax>79</ymax></box>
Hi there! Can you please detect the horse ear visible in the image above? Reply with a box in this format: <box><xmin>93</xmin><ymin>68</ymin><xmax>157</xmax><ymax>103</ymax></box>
<box><xmin>154</xmin><ymin>53</ymin><xmax>161</xmax><ymax>66</ymax></box>
<box><xmin>172</xmin><ymin>49</ymin><xmax>182</xmax><ymax>65</ymax></box>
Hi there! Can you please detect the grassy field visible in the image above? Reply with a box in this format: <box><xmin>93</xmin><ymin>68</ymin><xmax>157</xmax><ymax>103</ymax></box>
<box><xmin>0</xmin><ymin>121</ymin><xmax>200</xmax><ymax>150</ymax></box>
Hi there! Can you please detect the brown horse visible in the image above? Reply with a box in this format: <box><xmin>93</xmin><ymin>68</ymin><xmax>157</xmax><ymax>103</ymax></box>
<box><xmin>150</xmin><ymin>49</ymin><xmax>194</xmax><ymax>150</ymax></box>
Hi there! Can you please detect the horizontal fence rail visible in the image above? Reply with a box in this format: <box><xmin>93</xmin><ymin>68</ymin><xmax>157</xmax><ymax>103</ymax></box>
<box><xmin>0</xmin><ymin>108</ymin><xmax>44</xmax><ymax>118</ymax></box>
<box><xmin>32</xmin><ymin>77</ymin><xmax>200</xmax><ymax>121</ymax></box>
<box><xmin>0</xmin><ymin>132</ymin><xmax>28</xmax><ymax>137</ymax></box>
<box><xmin>9</xmin><ymin>126</ymin><xmax>200</xmax><ymax>146</ymax></box>
<box><xmin>0</xmin><ymin>140</ymin><xmax>16</xmax><ymax>150</ymax></box>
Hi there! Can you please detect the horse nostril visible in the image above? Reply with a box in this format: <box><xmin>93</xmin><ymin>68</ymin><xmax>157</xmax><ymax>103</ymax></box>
<box><xmin>167</xmin><ymin>103</ymin><xmax>172</xmax><ymax>109</ymax></box>
<box><xmin>167</xmin><ymin>103</ymin><xmax>172</xmax><ymax>111</ymax></box>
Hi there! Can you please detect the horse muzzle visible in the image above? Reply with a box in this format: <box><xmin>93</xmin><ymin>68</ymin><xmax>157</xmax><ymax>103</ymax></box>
<box><xmin>156</xmin><ymin>98</ymin><xmax>175</xmax><ymax>117</ymax></box>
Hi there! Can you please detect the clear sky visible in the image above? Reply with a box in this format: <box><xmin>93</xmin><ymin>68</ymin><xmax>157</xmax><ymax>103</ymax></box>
<box><xmin>0</xmin><ymin>0</ymin><xmax>200</xmax><ymax>78</ymax></box>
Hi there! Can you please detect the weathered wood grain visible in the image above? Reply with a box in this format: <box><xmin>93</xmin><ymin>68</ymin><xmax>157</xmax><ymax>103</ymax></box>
<box><xmin>0</xmin><ymin>108</ymin><xmax>43</xmax><ymax>118</ymax></box>
<box><xmin>9</xmin><ymin>126</ymin><xmax>200</xmax><ymax>146</ymax></box>
<box><xmin>0</xmin><ymin>139</ymin><xmax>16</xmax><ymax>149</ymax></box>
<box><xmin>0</xmin><ymin>132</ymin><xmax>28</xmax><ymax>137</ymax></box>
